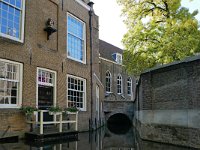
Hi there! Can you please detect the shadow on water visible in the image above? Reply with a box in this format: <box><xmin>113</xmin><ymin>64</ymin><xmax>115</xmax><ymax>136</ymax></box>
<box><xmin>0</xmin><ymin>127</ymin><xmax>196</xmax><ymax>150</ymax></box>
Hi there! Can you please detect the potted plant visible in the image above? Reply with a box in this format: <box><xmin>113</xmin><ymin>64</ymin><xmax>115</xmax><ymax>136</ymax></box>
<box><xmin>48</xmin><ymin>106</ymin><xmax>62</xmax><ymax>115</ymax></box>
<box><xmin>20</xmin><ymin>106</ymin><xmax>38</xmax><ymax>120</ymax></box>
<box><xmin>64</xmin><ymin>107</ymin><xmax>79</xmax><ymax>114</ymax></box>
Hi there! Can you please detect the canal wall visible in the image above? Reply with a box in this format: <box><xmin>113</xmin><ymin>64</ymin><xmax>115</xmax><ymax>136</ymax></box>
<box><xmin>135</xmin><ymin>55</ymin><xmax>200</xmax><ymax>149</ymax></box>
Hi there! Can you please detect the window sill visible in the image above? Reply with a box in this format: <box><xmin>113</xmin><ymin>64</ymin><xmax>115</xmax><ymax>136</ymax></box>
<box><xmin>0</xmin><ymin>105</ymin><xmax>21</xmax><ymax>109</ymax></box>
<box><xmin>0</xmin><ymin>107</ymin><xmax>21</xmax><ymax>113</ymax></box>
<box><xmin>67</xmin><ymin>57</ymin><xmax>87</xmax><ymax>65</ymax></box>
<box><xmin>0</xmin><ymin>34</ymin><xmax>24</xmax><ymax>45</ymax></box>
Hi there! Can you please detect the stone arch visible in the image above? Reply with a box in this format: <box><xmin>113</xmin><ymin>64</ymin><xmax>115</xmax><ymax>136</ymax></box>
<box><xmin>106</xmin><ymin>113</ymin><xmax>132</xmax><ymax>134</ymax></box>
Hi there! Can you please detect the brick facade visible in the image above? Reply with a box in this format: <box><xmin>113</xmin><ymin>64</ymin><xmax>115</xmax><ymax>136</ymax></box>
<box><xmin>0</xmin><ymin>0</ymin><xmax>102</xmax><ymax>137</ymax></box>
<box><xmin>135</xmin><ymin>56</ymin><xmax>200</xmax><ymax>148</ymax></box>
<box><xmin>139</xmin><ymin>56</ymin><xmax>200</xmax><ymax>110</ymax></box>
<box><xmin>99</xmin><ymin>40</ymin><xmax>136</xmax><ymax>101</ymax></box>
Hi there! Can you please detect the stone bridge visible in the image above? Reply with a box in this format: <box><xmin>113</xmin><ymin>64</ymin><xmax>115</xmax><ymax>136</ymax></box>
<box><xmin>103</xmin><ymin>100</ymin><xmax>134</xmax><ymax>123</ymax></box>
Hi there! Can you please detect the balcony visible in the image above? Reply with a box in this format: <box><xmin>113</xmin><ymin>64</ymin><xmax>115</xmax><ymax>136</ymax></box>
<box><xmin>25</xmin><ymin>110</ymin><xmax>78</xmax><ymax>143</ymax></box>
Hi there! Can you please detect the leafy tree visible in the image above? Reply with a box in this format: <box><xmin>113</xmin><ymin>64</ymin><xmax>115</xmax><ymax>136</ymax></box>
<box><xmin>117</xmin><ymin>0</ymin><xmax>200</xmax><ymax>75</ymax></box>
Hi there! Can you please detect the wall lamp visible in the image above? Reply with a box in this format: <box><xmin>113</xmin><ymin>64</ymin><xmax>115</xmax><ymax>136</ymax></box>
<box><xmin>44</xmin><ymin>18</ymin><xmax>57</xmax><ymax>40</ymax></box>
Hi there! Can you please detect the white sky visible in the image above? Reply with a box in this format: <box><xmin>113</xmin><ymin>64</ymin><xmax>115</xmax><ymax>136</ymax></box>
<box><xmin>92</xmin><ymin>0</ymin><xmax>200</xmax><ymax>49</ymax></box>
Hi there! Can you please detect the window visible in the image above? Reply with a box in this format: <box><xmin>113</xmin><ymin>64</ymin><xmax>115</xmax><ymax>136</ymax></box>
<box><xmin>127</xmin><ymin>77</ymin><xmax>132</xmax><ymax>95</ymax></box>
<box><xmin>67</xmin><ymin>75</ymin><xmax>86</xmax><ymax>111</ymax></box>
<box><xmin>112</xmin><ymin>53</ymin><xmax>122</xmax><ymax>64</ymax></box>
<box><xmin>38</xmin><ymin>69</ymin><xmax>54</xmax><ymax>87</ymax></box>
<box><xmin>105</xmin><ymin>71</ymin><xmax>112</xmax><ymax>93</ymax></box>
<box><xmin>116</xmin><ymin>54</ymin><xmax>122</xmax><ymax>64</ymax></box>
<box><xmin>117</xmin><ymin>74</ymin><xmax>123</xmax><ymax>94</ymax></box>
<box><xmin>0</xmin><ymin>0</ymin><xmax>25</xmax><ymax>42</ymax></box>
<box><xmin>67</xmin><ymin>13</ymin><xmax>86</xmax><ymax>63</ymax></box>
<box><xmin>37</xmin><ymin>68</ymin><xmax>56</xmax><ymax>109</ymax></box>
<box><xmin>0</xmin><ymin>59</ymin><xmax>22</xmax><ymax>108</ymax></box>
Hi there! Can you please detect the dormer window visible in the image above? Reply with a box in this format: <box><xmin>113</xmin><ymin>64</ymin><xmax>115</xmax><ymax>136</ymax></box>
<box><xmin>112</xmin><ymin>53</ymin><xmax>122</xmax><ymax>64</ymax></box>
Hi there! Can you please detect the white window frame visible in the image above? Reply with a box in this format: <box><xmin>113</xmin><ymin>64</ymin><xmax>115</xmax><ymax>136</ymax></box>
<box><xmin>0</xmin><ymin>0</ymin><xmax>25</xmax><ymax>43</ymax></box>
<box><xmin>105</xmin><ymin>70</ymin><xmax>112</xmax><ymax>93</ymax></box>
<box><xmin>127</xmin><ymin>77</ymin><xmax>132</xmax><ymax>96</ymax></box>
<box><xmin>117</xmin><ymin>74</ymin><xmax>123</xmax><ymax>94</ymax></box>
<box><xmin>0</xmin><ymin>58</ymin><xmax>23</xmax><ymax>108</ymax></box>
<box><xmin>66</xmin><ymin>13</ymin><xmax>86</xmax><ymax>64</ymax></box>
<box><xmin>116</xmin><ymin>53</ymin><xmax>122</xmax><ymax>64</ymax></box>
<box><xmin>36</xmin><ymin>68</ymin><xmax>57</xmax><ymax>108</ymax></box>
<box><xmin>67</xmin><ymin>74</ymin><xmax>86</xmax><ymax>111</ymax></box>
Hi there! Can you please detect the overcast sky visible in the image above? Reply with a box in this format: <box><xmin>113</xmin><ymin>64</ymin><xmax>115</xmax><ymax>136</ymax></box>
<box><xmin>92</xmin><ymin>0</ymin><xmax>200</xmax><ymax>49</ymax></box>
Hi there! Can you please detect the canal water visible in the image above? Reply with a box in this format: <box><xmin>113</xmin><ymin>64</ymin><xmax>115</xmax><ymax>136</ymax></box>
<box><xmin>0</xmin><ymin>126</ymin><xmax>195</xmax><ymax>150</ymax></box>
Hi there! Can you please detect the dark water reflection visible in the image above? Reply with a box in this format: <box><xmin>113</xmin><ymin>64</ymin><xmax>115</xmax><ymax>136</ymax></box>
<box><xmin>0</xmin><ymin>126</ymin><xmax>195</xmax><ymax>150</ymax></box>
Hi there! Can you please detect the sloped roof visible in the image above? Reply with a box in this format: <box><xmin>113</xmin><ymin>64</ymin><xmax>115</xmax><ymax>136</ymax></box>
<box><xmin>142</xmin><ymin>54</ymin><xmax>200</xmax><ymax>75</ymax></box>
<box><xmin>99</xmin><ymin>40</ymin><xmax>123</xmax><ymax>61</ymax></box>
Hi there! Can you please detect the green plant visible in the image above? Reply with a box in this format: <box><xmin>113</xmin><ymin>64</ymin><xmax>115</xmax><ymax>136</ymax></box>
<box><xmin>20</xmin><ymin>106</ymin><xmax>38</xmax><ymax>116</ymax></box>
<box><xmin>64</xmin><ymin>107</ymin><xmax>79</xmax><ymax>113</ymax></box>
<box><xmin>48</xmin><ymin>106</ymin><xmax>62</xmax><ymax>113</ymax></box>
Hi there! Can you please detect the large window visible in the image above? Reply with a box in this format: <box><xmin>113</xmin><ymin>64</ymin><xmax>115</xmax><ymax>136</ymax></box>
<box><xmin>67</xmin><ymin>13</ymin><xmax>86</xmax><ymax>63</ymax></box>
<box><xmin>127</xmin><ymin>77</ymin><xmax>132</xmax><ymax>96</ymax></box>
<box><xmin>0</xmin><ymin>0</ymin><xmax>25</xmax><ymax>42</ymax></box>
<box><xmin>67</xmin><ymin>75</ymin><xmax>86</xmax><ymax>111</ymax></box>
<box><xmin>0</xmin><ymin>59</ymin><xmax>22</xmax><ymax>108</ymax></box>
<box><xmin>105</xmin><ymin>71</ymin><xmax>111</xmax><ymax>93</ymax></box>
<box><xmin>117</xmin><ymin>74</ymin><xmax>122</xmax><ymax>94</ymax></box>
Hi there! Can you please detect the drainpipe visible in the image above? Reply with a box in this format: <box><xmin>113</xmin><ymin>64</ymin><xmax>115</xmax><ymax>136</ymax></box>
<box><xmin>88</xmin><ymin>1</ymin><xmax>94</xmax><ymax>131</ymax></box>
<box><xmin>134</xmin><ymin>76</ymin><xmax>141</xmax><ymax>126</ymax></box>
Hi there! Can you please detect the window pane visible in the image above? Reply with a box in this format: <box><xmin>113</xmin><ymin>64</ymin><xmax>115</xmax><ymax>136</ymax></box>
<box><xmin>10</xmin><ymin>0</ymin><xmax>15</xmax><ymax>6</ymax></box>
<box><xmin>0</xmin><ymin>1</ymin><xmax>23</xmax><ymax>40</ymax></box>
<box><xmin>2</xmin><ymin>3</ymin><xmax>8</xmax><ymax>11</ymax></box>
<box><xmin>9</xmin><ymin>6</ymin><xmax>14</xmax><ymax>13</ymax></box>
<box><xmin>16</xmin><ymin>0</ymin><xmax>21</xmax><ymax>9</ymax></box>
<box><xmin>1</xmin><ymin>26</ymin><xmax>7</xmax><ymax>34</ymax></box>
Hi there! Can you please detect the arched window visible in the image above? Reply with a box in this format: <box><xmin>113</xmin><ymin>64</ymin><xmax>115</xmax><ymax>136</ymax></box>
<box><xmin>117</xmin><ymin>74</ymin><xmax>122</xmax><ymax>94</ymax></box>
<box><xmin>127</xmin><ymin>77</ymin><xmax>132</xmax><ymax>95</ymax></box>
<box><xmin>105</xmin><ymin>71</ymin><xmax>112</xmax><ymax>93</ymax></box>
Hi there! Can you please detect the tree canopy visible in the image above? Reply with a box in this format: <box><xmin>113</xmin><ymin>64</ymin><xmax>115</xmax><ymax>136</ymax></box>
<box><xmin>117</xmin><ymin>0</ymin><xmax>200</xmax><ymax>75</ymax></box>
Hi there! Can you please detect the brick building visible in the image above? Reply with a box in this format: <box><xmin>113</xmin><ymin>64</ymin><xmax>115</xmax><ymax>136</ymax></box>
<box><xmin>0</xmin><ymin>0</ymin><xmax>104</xmax><ymax>138</ymax></box>
<box><xmin>99</xmin><ymin>40</ymin><xmax>136</xmax><ymax>101</ymax></box>
<box><xmin>135</xmin><ymin>55</ymin><xmax>200</xmax><ymax>148</ymax></box>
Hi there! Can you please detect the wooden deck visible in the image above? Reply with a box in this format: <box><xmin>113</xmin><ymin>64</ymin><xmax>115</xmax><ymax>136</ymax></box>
<box><xmin>24</xmin><ymin>110</ymin><xmax>79</xmax><ymax>144</ymax></box>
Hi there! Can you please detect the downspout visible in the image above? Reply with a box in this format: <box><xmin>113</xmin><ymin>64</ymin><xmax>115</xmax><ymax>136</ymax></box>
<box><xmin>134</xmin><ymin>76</ymin><xmax>141</xmax><ymax>126</ymax></box>
<box><xmin>88</xmin><ymin>1</ymin><xmax>94</xmax><ymax>131</ymax></box>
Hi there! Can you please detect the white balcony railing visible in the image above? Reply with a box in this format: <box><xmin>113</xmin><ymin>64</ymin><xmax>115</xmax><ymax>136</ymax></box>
<box><xmin>26</xmin><ymin>110</ymin><xmax>78</xmax><ymax>134</ymax></box>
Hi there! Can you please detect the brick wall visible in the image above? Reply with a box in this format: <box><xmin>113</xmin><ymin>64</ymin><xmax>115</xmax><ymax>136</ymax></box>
<box><xmin>100</xmin><ymin>59</ymin><xmax>136</xmax><ymax>101</ymax></box>
<box><xmin>0</xmin><ymin>0</ymin><xmax>99</xmax><ymax>135</ymax></box>
<box><xmin>135</xmin><ymin>56</ymin><xmax>200</xmax><ymax>148</ymax></box>
<box><xmin>139</xmin><ymin>58</ymin><xmax>200</xmax><ymax>110</ymax></box>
